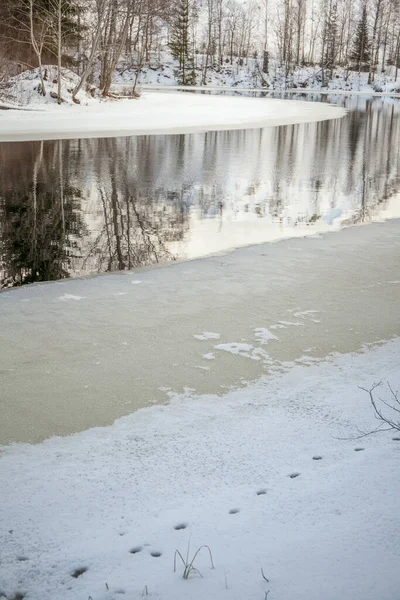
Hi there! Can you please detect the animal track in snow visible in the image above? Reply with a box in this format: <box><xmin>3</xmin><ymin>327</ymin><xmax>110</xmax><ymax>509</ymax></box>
<box><xmin>313</xmin><ymin>456</ymin><xmax>323</xmax><ymax>460</ymax></box>
<box><xmin>256</xmin><ymin>489</ymin><xmax>267</xmax><ymax>496</ymax></box>
<box><xmin>71</xmin><ymin>567</ymin><xmax>88</xmax><ymax>578</ymax></box>
<box><xmin>150</xmin><ymin>551</ymin><xmax>162</xmax><ymax>558</ymax></box>
<box><xmin>229</xmin><ymin>508</ymin><xmax>240</xmax><ymax>514</ymax></box>
<box><xmin>129</xmin><ymin>546</ymin><xmax>142</xmax><ymax>554</ymax></box>
<box><xmin>174</xmin><ymin>523</ymin><xmax>188</xmax><ymax>531</ymax></box>
<box><xmin>289</xmin><ymin>472</ymin><xmax>301</xmax><ymax>479</ymax></box>
<box><xmin>354</xmin><ymin>447</ymin><xmax>365</xmax><ymax>452</ymax></box>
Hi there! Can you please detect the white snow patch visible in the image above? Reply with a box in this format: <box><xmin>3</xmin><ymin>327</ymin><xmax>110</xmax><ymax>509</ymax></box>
<box><xmin>58</xmin><ymin>294</ymin><xmax>85</xmax><ymax>301</ymax></box>
<box><xmin>214</xmin><ymin>342</ymin><xmax>270</xmax><ymax>361</ymax></box>
<box><xmin>193</xmin><ymin>332</ymin><xmax>221</xmax><ymax>341</ymax></box>
<box><xmin>294</xmin><ymin>310</ymin><xmax>320</xmax><ymax>318</ymax></box>
<box><xmin>254</xmin><ymin>328</ymin><xmax>279</xmax><ymax>344</ymax></box>
<box><xmin>202</xmin><ymin>353</ymin><xmax>216</xmax><ymax>360</ymax></box>
<box><xmin>131</xmin><ymin>280</ymin><xmax>143</xmax><ymax>285</ymax></box>
<box><xmin>270</xmin><ymin>321</ymin><xmax>304</xmax><ymax>330</ymax></box>
<box><xmin>215</xmin><ymin>342</ymin><xmax>254</xmax><ymax>358</ymax></box>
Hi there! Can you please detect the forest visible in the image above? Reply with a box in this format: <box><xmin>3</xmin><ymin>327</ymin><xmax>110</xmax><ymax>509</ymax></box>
<box><xmin>0</xmin><ymin>0</ymin><xmax>400</xmax><ymax>95</ymax></box>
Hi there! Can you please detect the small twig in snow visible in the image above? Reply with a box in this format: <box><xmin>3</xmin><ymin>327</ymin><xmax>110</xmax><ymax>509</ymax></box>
<box><xmin>261</xmin><ymin>567</ymin><xmax>270</xmax><ymax>583</ymax></box>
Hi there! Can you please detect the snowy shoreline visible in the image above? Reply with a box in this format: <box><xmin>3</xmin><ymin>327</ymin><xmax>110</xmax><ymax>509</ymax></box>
<box><xmin>0</xmin><ymin>92</ymin><xmax>345</xmax><ymax>142</ymax></box>
<box><xmin>134</xmin><ymin>83</ymin><xmax>400</xmax><ymax>98</ymax></box>
<box><xmin>1</xmin><ymin>338</ymin><xmax>399</xmax><ymax>600</ymax></box>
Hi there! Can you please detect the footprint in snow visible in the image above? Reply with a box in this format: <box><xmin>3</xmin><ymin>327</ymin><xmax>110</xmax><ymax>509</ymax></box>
<box><xmin>229</xmin><ymin>508</ymin><xmax>240</xmax><ymax>514</ymax></box>
<box><xmin>354</xmin><ymin>447</ymin><xmax>365</xmax><ymax>452</ymax></box>
<box><xmin>393</xmin><ymin>437</ymin><xmax>400</xmax><ymax>441</ymax></box>
<box><xmin>289</xmin><ymin>472</ymin><xmax>301</xmax><ymax>479</ymax></box>
<box><xmin>71</xmin><ymin>567</ymin><xmax>88</xmax><ymax>578</ymax></box>
<box><xmin>256</xmin><ymin>489</ymin><xmax>267</xmax><ymax>496</ymax></box>
<box><xmin>313</xmin><ymin>456</ymin><xmax>323</xmax><ymax>460</ymax></box>
<box><xmin>174</xmin><ymin>523</ymin><xmax>188</xmax><ymax>531</ymax></box>
<box><xmin>129</xmin><ymin>546</ymin><xmax>142</xmax><ymax>554</ymax></box>
<box><xmin>150</xmin><ymin>551</ymin><xmax>162</xmax><ymax>558</ymax></box>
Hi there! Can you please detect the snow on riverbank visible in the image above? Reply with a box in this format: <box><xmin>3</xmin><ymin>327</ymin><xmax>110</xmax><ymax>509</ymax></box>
<box><xmin>0</xmin><ymin>339</ymin><xmax>399</xmax><ymax>600</ymax></box>
<box><xmin>0</xmin><ymin>91</ymin><xmax>345</xmax><ymax>142</ymax></box>
<box><xmin>0</xmin><ymin>67</ymin><xmax>97</xmax><ymax>108</ymax></box>
<box><xmin>115</xmin><ymin>54</ymin><xmax>400</xmax><ymax>95</ymax></box>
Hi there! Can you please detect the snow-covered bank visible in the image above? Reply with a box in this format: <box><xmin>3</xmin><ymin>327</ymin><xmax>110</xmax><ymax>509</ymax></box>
<box><xmin>0</xmin><ymin>92</ymin><xmax>345</xmax><ymax>142</ymax></box>
<box><xmin>115</xmin><ymin>55</ymin><xmax>400</xmax><ymax>95</ymax></box>
<box><xmin>0</xmin><ymin>66</ymin><xmax>97</xmax><ymax>108</ymax></box>
<box><xmin>1</xmin><ymin>339</ymin><xmax>399</xmax><ymax>600</ymax></box>
<box><xmin>133</xmin><ymin>83</ymin><xmax>400</xmax><ymax>98</ymax></box>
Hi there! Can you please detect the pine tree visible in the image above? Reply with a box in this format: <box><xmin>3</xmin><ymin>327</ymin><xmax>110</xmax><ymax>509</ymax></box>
<box><xmin>169</xmin><ymin>0</ymin><xmax>196</xmax><ymax>85</ymax></box>
<box><xmin>350</xmin><ymin>4</ymin><xmax>371</xmax><ymax>72</ymax></box>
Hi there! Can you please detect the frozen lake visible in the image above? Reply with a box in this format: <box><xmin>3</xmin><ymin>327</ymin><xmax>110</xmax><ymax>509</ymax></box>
<box><xmin>1</xmin><ymin>219</ymin><xmax>400</xmax><ymax>444</ymax></box>
<box><xmin>1</xmin><ymin>94</ymin><xmax>400</xmax><ymax>444</ymax></box>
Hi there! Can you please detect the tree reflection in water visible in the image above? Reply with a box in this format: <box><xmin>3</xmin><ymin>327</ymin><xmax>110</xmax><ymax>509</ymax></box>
<box><xmin>1</xmin><ymin>95</ymin><xmax>400</xmax><ymax>289</ymax></box>
<box><xmin>0</xmin><ymin>141</ymin><xmax>85</xmax><ymax>288</ymax></box>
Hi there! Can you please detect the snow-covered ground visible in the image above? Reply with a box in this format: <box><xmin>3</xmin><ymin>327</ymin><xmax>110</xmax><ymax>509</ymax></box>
<box><xmin>0</xmin><ymin>66</ymin><xmax>96</xmax><ymax>108</ymax></box>
<box><xmin>1</xmin><ymin>338</ymin><xmax>399</xmax><ymax>600</ymax></box>
<box><xmin>0</xmin><ymin>91</ymin><xmax>345</xmax><ymax>142</ymax></box>
<box><xmin>115</xmin><ymin>54</ymin><xmax>400</xmax><ymax>95</ymax></box>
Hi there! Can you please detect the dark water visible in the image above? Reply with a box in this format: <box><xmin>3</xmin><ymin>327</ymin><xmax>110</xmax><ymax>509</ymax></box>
<box><xmin>1</xmin><ymin>94</ymin><xmax>399</xmax><ymax>289</ymax></box>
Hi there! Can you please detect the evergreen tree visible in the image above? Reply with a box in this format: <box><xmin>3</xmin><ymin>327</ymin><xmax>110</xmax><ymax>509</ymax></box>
<box><xmin>169</xmin><ymin>0</ymin><xmax>196</xmax><ymax>85</ymax></box>
<box><xmin>350</xmin><ymin>4</ymin><xmax>371</xmax><ymax>72</ymax></box>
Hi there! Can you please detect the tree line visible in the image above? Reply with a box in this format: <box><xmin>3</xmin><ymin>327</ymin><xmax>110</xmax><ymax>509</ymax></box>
<box><xmin>1</xmin><ymin>0</ymin><xmax>400</xmax><ymax>94</ymax></box>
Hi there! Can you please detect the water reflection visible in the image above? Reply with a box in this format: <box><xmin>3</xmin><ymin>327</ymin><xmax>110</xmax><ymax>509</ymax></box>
<box><xmin>1</xmin><ymin>95</ymin><xmax>400</xmax><ymax>289</ymax></box>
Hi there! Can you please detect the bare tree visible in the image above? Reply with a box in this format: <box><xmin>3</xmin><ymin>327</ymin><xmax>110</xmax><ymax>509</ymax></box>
<box><xmin>29</xmin><ymin>0</ymin><xmax>47</xmax><ymax>94</ymax></box>
<box><xmin>4</xmin><ymin>0</ymin><xmax>51</xmax><ymax>94</ymax></box>
<box><xmin>359</xmin><ymin>382</ymin><xmax>400</xmax><ymax>435</ymax></box>
<box><xmin>73</xmin><ymin>0</ymin><xmax>108</xmax><ymax>99</ymax></box>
